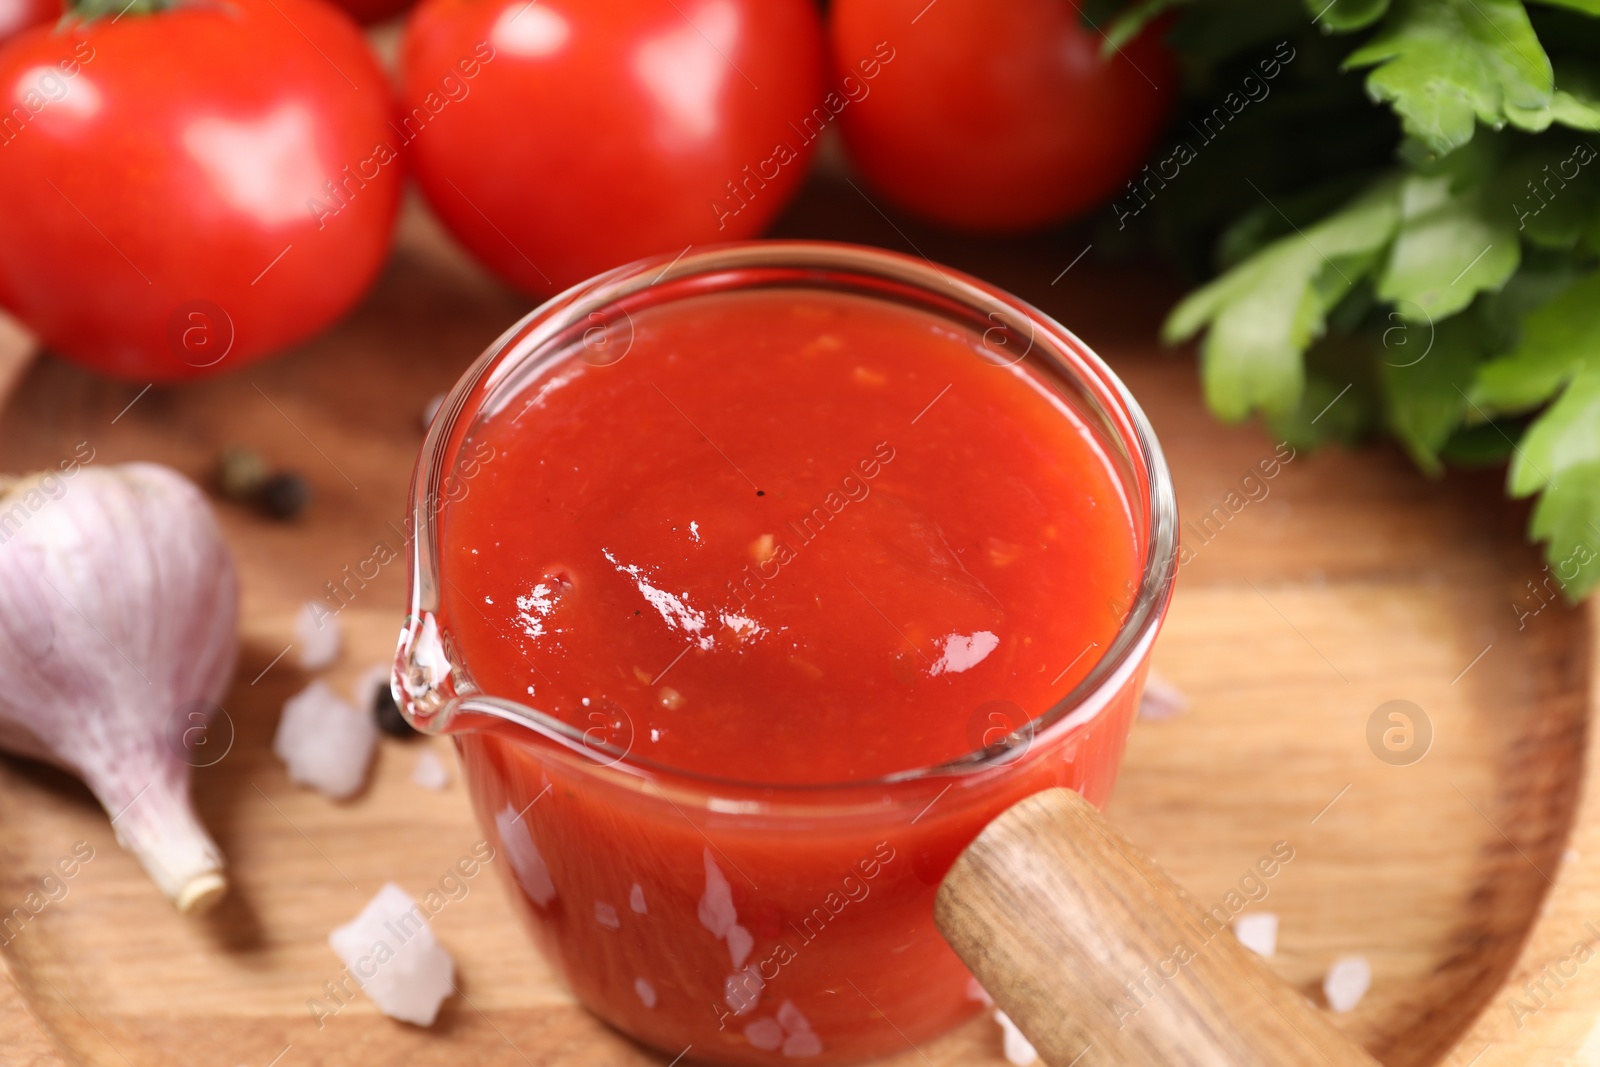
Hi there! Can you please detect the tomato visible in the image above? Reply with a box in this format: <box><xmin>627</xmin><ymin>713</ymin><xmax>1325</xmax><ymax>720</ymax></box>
<box><xmin>0</xmin><ymin>0</ymin><xmax>56</xmax><ymax>50</ymax></box>
<box><xmin>331</xmin><ymin>0</ymin><xmax>413</xmax><ymax>26</ymax></box>
<box><xmin>830</xmin><ymin>0</ymin><xmax>1177</xmax><ymax>233</ymax></box>
<box><xmin>0</xmin><ymin>0</ymin><xmax>402</xmax><ymax>382</ymax></box>
<box><xmin>400</xmin><ymin>0</ymin><xmax>825</xmax><ymax>296</ymax></box>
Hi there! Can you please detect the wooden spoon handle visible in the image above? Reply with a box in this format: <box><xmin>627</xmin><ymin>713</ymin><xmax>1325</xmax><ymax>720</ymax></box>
<box><xmin>934</xmin><ymin>788</ymin><xmax>1378</xmax><ymax>1067</ymax></box>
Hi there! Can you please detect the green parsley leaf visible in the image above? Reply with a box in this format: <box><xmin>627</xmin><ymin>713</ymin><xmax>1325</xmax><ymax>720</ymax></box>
<box><xmin>1164</xmin><ymin>177</ymin><xmax>1402</xmax><ymax>420</ymax></box>
<box><xmin>1269</xmin><ymin>335</ymin><xmax>1382</xmax><ymax>446</ymax></box>
<box><xmin>1473</xmin><ymin>268</ymin><xmax>1600</xmax><ymax>412</ymax></box>
<box><xmin>1493</xmin><ymin>137</ymin><xmax>1600</xmax><ymax>248</ymax></box>
<box><xmin>1507</xmin><ymin>358</ymin><xmax>1600</xmax><ymax>496</ymax></box>
<box><xmin>1505</xmin><ymin>60</ymin><xmax>1600</xmax><ymax>130</ymax></box>
<box><xmin>1474</xmin><ymin>245</ymin><xmax>1583</xmax><ymax>349</ymax></box>
<box><xmin>1307</xmin><ymin>0</ymin><xmax>1392</xmax><ymax>32</ymax></box>
<box><xmin>1467</xmin><ymin>268</ymin><xmax>1600</xmax><ymax>596</ymax></box>
<box><xmin>1345</xmin><ymin>0</ymin><xmax>1554</xmax><ymax>155</ymax></box>
<box><xmin>1526</xmin><ymin>0</ymin><xmax>1600</xmax><ymax>17</ymax></box>
<box><xmin>1376</xmin><ymin>172</ymin><xmax>1520</xmax><ymax>320</ymax></box>
<box><xmin>1438</xmin><ymin>419</ymin><xmax>1523</xmax><ymax>465</ymax></box>
<box><xmin>1103</xmin><ymin>0</ymin><xmax>1190</xmax><ymax>54</ymax></box>
<box><xmin>1525</xmin><ymin>461</ymin><xmax>1600</xmax><ymax>601</ymax></box>
<box><xmin>1381</xmin><ymin>314</ymin><xmax>1492</xmax><ymax>471</ymax></box>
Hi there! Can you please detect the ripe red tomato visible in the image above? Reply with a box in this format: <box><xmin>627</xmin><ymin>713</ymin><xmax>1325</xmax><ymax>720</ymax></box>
<box><xmin>0</xmin><ymin>0</ymin><xmax>56</xmax><ymax>49</ymax></box>
<box><xmin>831</xmin><ymin>0</ymin><xmax>1177</xmax><ymax>233</ymax></box>
<box><xmin>401</xmin><ymin>0</ymin><xmax>825</xmax><ymax>296</ymax></box>
<box><xmin>331</xmin><ymin>0</ymin><xmax>413</xmax><ymax>26</ymax></box>
<box><xmin>0</xmin><ymin>0</ymin><xmax>402</xmax><ymax>382</ymax></box>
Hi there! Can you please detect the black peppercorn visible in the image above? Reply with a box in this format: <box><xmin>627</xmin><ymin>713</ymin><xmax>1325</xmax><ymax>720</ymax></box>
<box><xmin>217</xmin><ymin>445</ymin><xmax>268</xmax><ymax>502</ymax></box>
<box><xmin>374</xmin><ymin>682</ymin><xmax>418</xmax><ymax>739</ymax></box>
<box><xmin>259</xmin><ymin>472</ymin><xmax>311</xmax><ymax>519</ymax></box>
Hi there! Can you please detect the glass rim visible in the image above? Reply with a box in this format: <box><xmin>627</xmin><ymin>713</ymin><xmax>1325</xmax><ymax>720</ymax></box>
<box><xmin>397</xmin><ymin>239</ymin><xmax>1179</xmax><ymax>795</ymax></box>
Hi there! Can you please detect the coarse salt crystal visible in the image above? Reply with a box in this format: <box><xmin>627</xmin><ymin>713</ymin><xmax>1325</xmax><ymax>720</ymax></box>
<box><xmin>422</xmin><ymin>392</ymin><xmax>446</xmax><ymax>431</ymax></box>
<box><xmin>1323</xmin><ymin>955</ymin><xmax>1371</xmax><ymax>1013</ymax></box>
<box><xmin>994</xmin><ymin>1010</ymin><xmax>1038</xmax><ymax>1065</ymax></box>
<box><xmin>1138</xmin><ymin>669</ymin><xmax>1189</xmax><ymax>721</ymax></box>
<box><xmin>294</xmin><ymin>601</ymin><xmax>341</xmax><ymax>670</ymax></box>
<box><xmin>328</xmin><ymin>883</ymin><xmax>454</xmax><ymax>1026</ymax></box>
<box><xmin>412</xmin><ymin>750</ymin><xmax>450</xmax><ymax>791</ymax></box>
<box><xmin>1233</xmin><ymin>912</ymin><xmax>1278</xmax><ymax>958</ymax></box>
<box><xmin>635</xmin><ymin>977</ymin><xmax>657</xmax><ymax>1008</ymax></box>
<box><xmin>274</xmin><ymin>680</ymin><xmax>377</xmax><ymax>800</ymax></box>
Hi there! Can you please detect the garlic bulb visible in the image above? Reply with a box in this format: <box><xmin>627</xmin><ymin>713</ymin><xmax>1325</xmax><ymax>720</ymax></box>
<box><xmin>0</xmin><ymin>462</ymin><xmax>237</xmax><ymax>912</ymax></box>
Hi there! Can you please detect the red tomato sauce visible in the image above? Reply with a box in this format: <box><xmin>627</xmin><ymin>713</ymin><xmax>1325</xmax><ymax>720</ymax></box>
<box><xmin>442</xmin><ymin>288</ymin><xmax>1137</xmax><ymax>782</ymax></box>
<box><xmin>437</xmin><ymin>286</ymin><xmax>1147</xmax><ymax>1064</ymax></box>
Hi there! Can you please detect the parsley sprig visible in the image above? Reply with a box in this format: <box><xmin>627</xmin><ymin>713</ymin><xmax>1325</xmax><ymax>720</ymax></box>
<box><xmin>1144</xmin><ymin>0</ymin><xmax>1600</xmax><ymax>598</ymax></box>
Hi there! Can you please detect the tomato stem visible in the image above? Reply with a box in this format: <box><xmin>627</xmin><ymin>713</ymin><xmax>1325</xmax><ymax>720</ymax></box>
<box><xmin>70</xmin><ymin>0</ymin><xmax>173</xmax><ymax>19</ymax></box>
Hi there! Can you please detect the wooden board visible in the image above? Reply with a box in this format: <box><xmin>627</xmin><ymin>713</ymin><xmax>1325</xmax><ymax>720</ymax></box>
<box><xmin>0</xmin><ymin>177</ymin><xmax>1594</xmax><ymax>1067</ymax></box>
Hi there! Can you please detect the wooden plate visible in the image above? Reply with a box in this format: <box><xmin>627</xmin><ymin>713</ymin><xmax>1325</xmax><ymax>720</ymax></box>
<box><xmin>0</xmin><ymin>181</ymin><xmax>1594</xmax><ymax>1066</ymax></box>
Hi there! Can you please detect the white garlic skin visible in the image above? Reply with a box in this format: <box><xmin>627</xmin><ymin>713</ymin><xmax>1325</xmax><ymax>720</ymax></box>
<box><xmin>0</xmin><ymin>462</ymin><xmax>237</xmax><ymax>912</ymax></box>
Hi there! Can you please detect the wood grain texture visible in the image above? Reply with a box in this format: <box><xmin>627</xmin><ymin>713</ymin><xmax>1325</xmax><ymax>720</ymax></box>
<box><xmin>1440</xmin><ymin>612</ymin><xmax>1600</xmax><ymax>1067</ymax></box>
<box><xmin>0</xmin><ymin>179</ymin><xmax>1590</xmax><ymax>1066</ymax></box>
<box><xmin>938</xmin><ymin>788</ymin><xmax>1379</xmax><ymax>1066</ymax></box>
<box><xmin>0</xmin><ymin>954</ymin><xmax>68</xmax><ymax>1067</ymax></box>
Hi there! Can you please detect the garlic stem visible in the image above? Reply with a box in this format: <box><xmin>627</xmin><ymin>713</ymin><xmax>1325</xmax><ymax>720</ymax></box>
<box><xmin>100</xmin><ymin>768</ymin><xmax>228</xmax><ymax>914</ymax></box>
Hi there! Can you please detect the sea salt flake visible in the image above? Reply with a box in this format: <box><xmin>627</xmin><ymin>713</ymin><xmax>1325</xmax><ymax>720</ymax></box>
<box><xmin>411</xmin><ymin>750</ymin><xmax>450</xmax><ymax>791</ymax></box>
<box><xmin>596</xmin><ymin>901</ymin><xmax>621</xmax><ymax>930</ymax></box>
<box><xmin>328</xmin><ymin>883</ymin><xmax>454</xmax><ymax>1026</ymax></box>
<box><xmin>294</xmin><ymin>601</ymin><xmax>341</xmax><ymax>669</ymax></box>
<box><xmin>274</xmin><ymin>680</ymin><xmax>377</xmax><ymax>800</ymax></box>
<box><xmin>630</xmin><ymin>883</ymin><xmax>648</xmax><ymax>914</ymax></box>
<box><xmin>422</xmin><ymin>392</ymin><xmax>445</xmax><ymax>430</ymax></box>
<box><xmin>994</xmin><ymin>1010</ymin><xmax>1038</xmax><ymax>1065</ymax></box>
<box><xmin>1323</xmin><ymin>955</ymin><xmax>1371</xmax><ymax>1013</ymax></box>
<box><xmin>635</xmin><ymin>977</ymin><xmax>657</xmax><ymax>1008</ymax></box>
<box><xmin>1233</xmin><ymin>912</ymin><xmax>1278</xmax><ymax>958</ymax></box>
<box><xmin>1139</xmin><ymin>669</ymin><xmax>1189</xmax><ymax>721</ymax></box>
